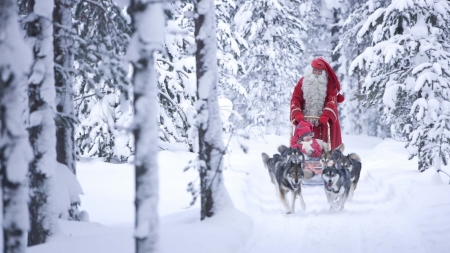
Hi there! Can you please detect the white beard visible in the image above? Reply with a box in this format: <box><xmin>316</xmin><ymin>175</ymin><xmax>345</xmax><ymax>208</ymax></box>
<box><xmin>302</xmin><ymin>65</ymin><xmax>328</xmax><ymax>125</ymax></box>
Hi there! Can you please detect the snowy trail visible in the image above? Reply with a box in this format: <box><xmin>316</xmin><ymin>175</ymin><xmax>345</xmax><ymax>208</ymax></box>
<box><xmin>226</xmin><ymin>135</ymin><xmax>427</xmax><ymax>253</ymax></box>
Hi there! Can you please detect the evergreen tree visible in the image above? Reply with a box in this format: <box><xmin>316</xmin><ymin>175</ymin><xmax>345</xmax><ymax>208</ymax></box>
<box><xmin>301</xmin><ymin>0</ymin><xmax>327</xmax><ymax>65</ymax></box>
<box><xmin>24</xmin><ymin>0</ymin><xmax>58</xmax><ymax>245</ymax></box>
<box><xmin>350</xmin><ymin>0</ymin><xmax>450</xmax><ymax>171</ymax></box>
<box><xmin>335</xmin><ymin>0</ymin><xmax>388</xmax><ymax>137</ymax></box>
<box><xmin>156</xmin><ymin>0</ymin><xmax>197</xmax><ymax>151</ymax></box>
<box><xmin>128</xmin><ymin>0</ymin><xmax>166</xmax><ymax>251</ymax></box>
<box><xmin>233</xmin><ymin>0</ymin><xmax>310</xmax><ymax>134</ymax></box>
<box><xmin>0</xmin><ymin>0</ymin><xmax>33</xmax><ymax>251</ymax></box>
<box><xmin>73</xmin><ymin>0</ymin><xmax>133</xmax><ymax>162</ymax></box>
<box><xmin>215</xmin><ymin>0</ymin><xmax>245</xmax><ymax>99</ymax></box>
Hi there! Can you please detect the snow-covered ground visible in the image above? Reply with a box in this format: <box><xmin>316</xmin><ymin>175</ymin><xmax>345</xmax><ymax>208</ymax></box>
<box><xmin>28</xmin><ymin>134</ymin><xmax>450</xmax><ymax>253</ymax></box>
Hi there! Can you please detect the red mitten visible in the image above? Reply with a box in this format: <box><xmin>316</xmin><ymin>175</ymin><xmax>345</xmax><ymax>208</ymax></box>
<box><xmin>337</xmin><ymin>94</ymin><xmax>345</xmax><ymax>103</ymax></box>
<box><xmin>319</xmin><ymin>115</ymin><xmax>329</xmax><ymax>125</ymax></box>
<box><xmin>295</xmin><ymin>113</ymin><xmax>304</xmax><ymax>124</ymax></box>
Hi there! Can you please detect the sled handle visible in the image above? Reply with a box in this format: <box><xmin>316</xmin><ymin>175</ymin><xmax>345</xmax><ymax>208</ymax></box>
<box><xmin>292</xmin><ymin>116</ymin><xmax>331</xmax><ymax>151</ymax></box>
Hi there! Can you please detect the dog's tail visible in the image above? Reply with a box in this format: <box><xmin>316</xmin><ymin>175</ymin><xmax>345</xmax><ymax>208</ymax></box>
<box><xmin>350</xmin><ymin>153</ymin><xmax>361</xmax><ymax>163</ymax></box>
<box><xmin>261</xmin><ymin>153</ymin><xmax>270</xmax><ymax>169</ymax></box>
<box><xmin>277</xmin><ymin>145</ymin><xmax>289</xmax><ymax>154</ymax></box>
<box><xmin>336</xmin><ymin>143</ymin><xmax>345</xmax><ymax>153</ymax></box>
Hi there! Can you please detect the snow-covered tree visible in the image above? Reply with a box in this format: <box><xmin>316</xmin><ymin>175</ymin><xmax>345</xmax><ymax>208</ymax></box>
<box><xmin>76</xmin><ymin>91</ymin><xmax>134</xmax><ymax>162</ymax></box>
<box><xmin>301</xmin><ymin>0</ymin><xmax>327</xmax><ymax>66</ymax></box>
<box><xmin>233</xmin><ymin>0</ymin><xmax>310</xmax><ymax>134</ymax></box>
<box><xmin>350</xmin><ymin>0</ymin><xmax>450</xmax><ymax>172</ymax></box>
<box><xmin>156</xmin><ymin>1</ymin><xmax>197</xmax><ymax>151</ymax></box>
<box><xmin>73</xmin><ymin>0</ymin><xmax>133</xmax><ymax>162</ymax></box>
<box><xmin>54</xmin><ymin>0</ymin><xmax>78</xmax><ymax>174</ymax></box>
<box><xmin>0</xmin><ymin>0</ymin><xmax>33</xmax><ymax>251</ymax></box>
<box><xmin>335</xmin><ymin>0</ymin><xmax>389</xmax><ymax>137</ymax></box>
<box><xmin>24</xmin><ymin>0</ymin><xmax>58</xmax><ymax>245</ymax></box>
<box><xmin>194</xmin><ymin>0</ymin><xmax>228</xmax><ymax>220</ymax></box>
<box><xmin>128</xmin><ymin>0</ymin><xmax>166</xmax><ymax>251</ymax></box>
<box><xmin>215</xmin><ymin>0</ymin><xmax>245</xmax><ymax>99</ymax></box>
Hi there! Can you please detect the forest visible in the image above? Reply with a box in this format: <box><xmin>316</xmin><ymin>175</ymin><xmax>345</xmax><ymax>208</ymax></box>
<box><xmin>1</xmin><ymin>0</ymin><xmax>449</xmax><ymax>252</ymax></box>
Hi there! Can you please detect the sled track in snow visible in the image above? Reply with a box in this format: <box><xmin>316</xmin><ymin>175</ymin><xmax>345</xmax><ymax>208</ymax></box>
<box><xmin>230</xmin><ymin>148</ymin><xmax>428</xmax><ymax>253</ymax></box>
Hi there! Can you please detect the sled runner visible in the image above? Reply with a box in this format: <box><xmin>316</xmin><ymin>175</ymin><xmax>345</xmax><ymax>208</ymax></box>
<box><xmin>291</xmin><ymin>116</ymin><xmax>331</xmax><ymax>186</ymax></box>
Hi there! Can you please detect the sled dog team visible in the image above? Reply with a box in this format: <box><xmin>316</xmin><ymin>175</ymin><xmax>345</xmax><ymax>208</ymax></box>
<box><xmin>261</xmin><ymin>144</ymin><xmax>362</xmax><ymax>214</ymax></box>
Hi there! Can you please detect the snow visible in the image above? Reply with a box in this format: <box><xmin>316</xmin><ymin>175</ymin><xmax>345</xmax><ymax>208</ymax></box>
<box><xmin>27</xmin><ymin>134</ymin><xmax>450</xmax><ymax>253</ymax></box>
<box><xmin>55</xmin><ymin>162</ymin><xmax>84</xmax><ymax>219</ymax></box>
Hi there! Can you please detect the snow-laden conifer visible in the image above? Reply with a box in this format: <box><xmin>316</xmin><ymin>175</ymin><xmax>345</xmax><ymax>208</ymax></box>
<box><xmin>0</xmin><ymin>0</ymin><xmax>33</xmax><ymax>251</ymax></box>
<box><xmin>335</xmin><ymin>0</ymin><xmax>389</xmax><ymax>137</ymax></box>
<box><xmin>215</xmin><ymin>0</ymin><xmax>245</xmax><ymax>99</ymax></box>
<box><xmin>155</xmin><ymin>1</ymin><xmax>197</xmax><ymax>151</ymax></box>
<box><xmin>350</xmin><ymin>0</ymin><xmax>450</xmax><ymax>172</ymax></box>
<box><xmin>233</xmin><ymin>0</ymin><xmax>309</xmax><ymax>134</ymax></box>
<box><xmin>73</xmin><ymin>0</ymin><xmax>133</xmax><ymax>162</ymax></box>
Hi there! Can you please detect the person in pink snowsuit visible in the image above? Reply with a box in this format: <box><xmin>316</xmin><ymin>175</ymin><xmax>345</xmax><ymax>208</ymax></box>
<box><xmin>290</xmin><ymin>120</ymin><xmax>322</xmax><ymax>158</ymax></box>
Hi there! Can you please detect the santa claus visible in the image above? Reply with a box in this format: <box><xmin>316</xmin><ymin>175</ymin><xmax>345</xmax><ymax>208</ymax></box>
<box><xmin>290</xmin><ymin>57</ymin><xmax>345</xmax><ymax>150</ymax></box>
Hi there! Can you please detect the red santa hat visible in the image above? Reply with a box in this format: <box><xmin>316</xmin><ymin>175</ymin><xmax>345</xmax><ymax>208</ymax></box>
<box><xmin>311</xmin><ymin>57</ymin><xmax>342</xmax><ymax>94</ymax></box>
<box><xmin>296</xmin><ymin>120</ymin><xmax>314</xmax><ymax>141</ymax></box>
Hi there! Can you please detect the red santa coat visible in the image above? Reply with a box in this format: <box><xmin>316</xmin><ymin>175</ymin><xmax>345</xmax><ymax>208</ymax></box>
<box><xmin>290</xmin><ymin>77</ymin><xmax>343</xmax><ymax>150</ymax></box>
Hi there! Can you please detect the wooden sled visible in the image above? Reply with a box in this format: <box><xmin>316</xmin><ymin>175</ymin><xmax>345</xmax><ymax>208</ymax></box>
<box><xmin>291</xmin><ymin>116</ymin><xmax>331</xmax><ymax>186</ymax></box>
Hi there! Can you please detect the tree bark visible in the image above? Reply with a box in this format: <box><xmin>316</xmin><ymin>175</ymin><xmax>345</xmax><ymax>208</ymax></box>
<box><xmin>26</xmin><ymin>0</ymin><xmax>57</xmax><ymax>246</ymax></box>
<box><xmin>194</xmin><ymin>0</ymin><xmax>227</xmax><ymax>220</ymax></box>
<box><xmin>129</xmin><ymin>1</ymin><xmax>165</xmax><ymax>252</ymax></box>
<box><xmin>0</xmin><ymin>0</ymin><xmax>33</xmax><ymax>251</ymax></box>
<box><xmin>53</xmin><ymin>0</ymin><xmax>77</xmax><ymax>174</ymax></box>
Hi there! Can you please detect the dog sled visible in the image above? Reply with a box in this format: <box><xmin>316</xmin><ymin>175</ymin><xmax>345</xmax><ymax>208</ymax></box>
<box><xmin>291</xmin><ymin>116</ymin><xmax>331</xmax><ymax>186</ymax></box>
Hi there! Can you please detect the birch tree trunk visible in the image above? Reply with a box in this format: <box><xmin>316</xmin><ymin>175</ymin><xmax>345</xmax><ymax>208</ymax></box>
<box><xmin>0</xmin><ymin>0</ymin><xmax>33</xmax><ymax>251</ymax></box>
<box><xmin>128</xmin><ymin>0</ymin><xmax>165</xmax><ymax>252</ymax></box>
<box><xmin>194</xmin><ymin>0</ymin><xmax>227</xmax><ymax>220</ymax></box>
<box><xmin>26</xmin><ymin>0</ymin><xmax>57</xmax><ymax>246</ymax></box>
<box><xmin>53</xmin><ymin>0</ymin><xmax>77</xmax><ymax>174</ymax></box>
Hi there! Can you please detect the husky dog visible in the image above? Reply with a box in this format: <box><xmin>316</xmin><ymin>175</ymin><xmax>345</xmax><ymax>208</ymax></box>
<box><xmin>322</xmin><ymin>164</ymin><xmax>351</xmax><ymax>211</ymax></box>
<box><xmin>262</xmin><ymin>150</ymin><xmax>306</xmax><ymax>214</ymax></box>
<box><xmin>277</xmin><ymin>145</ymin><xmax>304</xmax><ymax>165</ymax></box>
<box><xmin>278</xmin><ymin>145</ymin><xmax>315</xmax><ymax>180</ymax></box>
<box><xmin>320</xmin><ymin>143</ymin><xmax>345</xmax><ymax>167</ymax></box>
<box><xmin>337</xmin><ymin>153</ymin><xmax>362</xmax><ymax>201</ymax></box>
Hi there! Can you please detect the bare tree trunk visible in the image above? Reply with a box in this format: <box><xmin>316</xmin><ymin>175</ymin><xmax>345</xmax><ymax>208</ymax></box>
<box><xmin>53</xmin><ymin>0</ymin><xmax>77</xmax><ymax>174</ymax></box>
<box><xmin>0</xmin><ymin>0</ymin><xmax>33</xmax><ymax>251</ymax></box>
<box><xmin>194</xmin><ymin>0</ymin><xmax>227</xmax><ymax>220</ymax></box>
<box><xmin>128</xmin><ymin>1</ymin><xmax>165</xmax><ymax>252</ymax></box>
<box><xmin>26</xmin><ymin>0</ymin><xmax>57</xmax><ymax>246</ymax></box>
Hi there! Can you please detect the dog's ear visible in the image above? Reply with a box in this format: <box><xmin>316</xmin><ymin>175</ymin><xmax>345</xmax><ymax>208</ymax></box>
<box><xmin>337</xmin><ymin>143</ymin><xmax>345</xmax><ymax>153</ymax></box>
<box><xmin>278</xmin><ymin>145</ymin><xmax>288</xmax><ymax>154</ymax></box>
<box><xmin>261</xmin><ymin>153</ymin><xmax>269</xmax><ymax>163</ymax></box>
